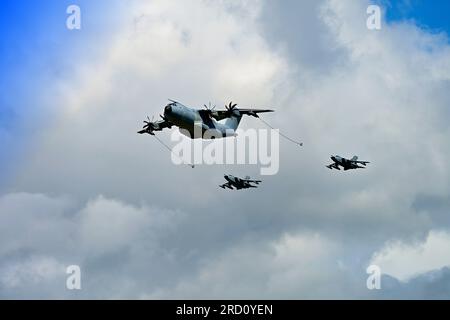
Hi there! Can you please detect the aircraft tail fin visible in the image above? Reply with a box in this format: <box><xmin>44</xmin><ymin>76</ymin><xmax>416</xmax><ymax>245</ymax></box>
<box><xmin>351</xmin><ymin>156</ymin><xmax>358</xmax><ymax>161</ymax></box>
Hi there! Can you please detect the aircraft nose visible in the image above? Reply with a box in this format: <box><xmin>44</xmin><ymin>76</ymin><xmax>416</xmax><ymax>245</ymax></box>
<box><xmin>164</xmin><ymin>105</ymin><xmax>172</xmax><ymax>114</ymax></box>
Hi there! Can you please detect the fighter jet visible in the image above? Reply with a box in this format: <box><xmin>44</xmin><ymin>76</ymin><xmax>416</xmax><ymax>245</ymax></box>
<box><xmin>219</xmin><ymin>175</ymin><xmax>262</xmax><ymax>190</ymax></box>
<box><xmin>326</xmin><ymin>155</ymin><xmax>370</xmax><ymax>171</ymax></box>
<box><xmin>138</xmin><ymin>100</ymin><xmax>273</xmax><ymax>139</ymax></box>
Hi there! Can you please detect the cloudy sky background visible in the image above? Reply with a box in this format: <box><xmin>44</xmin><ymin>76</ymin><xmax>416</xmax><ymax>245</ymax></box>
<box><xmin>1</xmin><ymin>0</ymin><xmax>450</xmax><ymax>298</ymax></box>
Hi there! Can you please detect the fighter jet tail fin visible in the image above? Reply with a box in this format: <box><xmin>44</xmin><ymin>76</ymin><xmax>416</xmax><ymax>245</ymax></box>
<box><xmin>351</xmin><ymin>156</ymin><xmax>358</xmax><ymax>161</ymax></box>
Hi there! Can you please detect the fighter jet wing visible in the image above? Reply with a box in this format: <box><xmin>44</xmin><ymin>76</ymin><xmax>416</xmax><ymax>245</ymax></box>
<box><xmin>242</xmin><ymin>178</ymin><xmax>261</xmax><ymax>184</ymax></box>
<box><xmin>326</xmin><ymin>163</ymin><xmax>341</xmax><ymax>170</ymax></box>
<box><xmin>237</xmin><ymin>178</ymin><xmax>258</xmax><ymax>189</ymax></box>
<box><xmin>233</xmin><ymin>178</ymin><xmax>255</xmax><ymax>189</ymax></box>
<box><xmin>220</xmin><ymin>182</ymin><xmax>234</xmax><ymax>190</ymax></box>
<box><xmin>138</xmin><ymin>117</ymin><xmax>172</xmax><ymax>135</ymax></box>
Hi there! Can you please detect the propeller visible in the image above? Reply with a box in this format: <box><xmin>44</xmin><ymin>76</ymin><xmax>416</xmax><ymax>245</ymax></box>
<box><xmin>140</xmin><ymin>115</ymin><xmax>159</xmax><ymax>134</ymax></box>
<box><xmin>226</xmin><ymin>101</ymin><xmax>237</xmax><ymax>111</ymax></box>
<box><xmin>143</xmin><ymin>116</ymin><xmax>155</xmax><ymax>128</ymax></box>
<box><xmin>225</xmin><ymin>101</ymin><xmax>238</xmax><ymax>116</ymax></box>
<box><xmin>203</xmin><ymin>102</ymin><xmax>216</xmax><ymax>110</ymax></box>
<box><xmin>203</xmin><ymin>102</ymin><xmax>216</xmax><ymax>118</ymax></box>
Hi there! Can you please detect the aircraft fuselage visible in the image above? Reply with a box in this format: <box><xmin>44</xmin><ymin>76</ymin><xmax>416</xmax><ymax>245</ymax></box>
<box><xmin>164</xmin><ymin>102</ymin><xmax>237</xmax><ymax>139</ymax></box>
<box><xmin>328</xmin><ymin>155</ymin><xmax>367</xmax><ymax>171</ymax></box>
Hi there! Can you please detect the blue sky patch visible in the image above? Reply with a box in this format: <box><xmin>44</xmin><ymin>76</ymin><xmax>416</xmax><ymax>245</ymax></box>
<box><xmin>379</xmin><ymin>0</ymin><xmax>450</xmax><ymax>36</ymax></box>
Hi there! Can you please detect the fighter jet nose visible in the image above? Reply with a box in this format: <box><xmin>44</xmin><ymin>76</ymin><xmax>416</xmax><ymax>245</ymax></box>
<box><xmin>164</xmin><ymin>105</ymin><xmax>172</xmax><ymax>114</ymax></box>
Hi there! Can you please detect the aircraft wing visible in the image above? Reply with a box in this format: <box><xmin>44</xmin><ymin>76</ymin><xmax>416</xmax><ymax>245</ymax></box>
<box><xmin>138</xmin><ymin>118</ymin><xmax>172</xmax><ymax>135</ymax></box>
<box><xmin>326</xmin><ymin>163</ymin><xmax>341</xmax><ymax>170</ymax></box>
<box><xmin>243</xmin><ymin>179</ymin><xmax>261</xmax><ymax>184</ymax></box>
<box><xmin>239</xmin><ymin>178</ymin><xmax>259</xmax><ymax>188</ymax></box>
<box><xmin>232</xmin><ymin>178</ymin><xmax>252</xmax><ymax>189</ymax></box>
<box><xmin>238</xmin><ymin>109</ymin><xmax>274</xmax><ymax>117</ymax></box>
<box><xmin>355</xmin><ymin>161</ymin><xmax>370</xmax><ymax>165</ymax></box>
<box><xmin>211</xmin><ymin>109</ymin><xmax>274</xmax><ymax>121</ymax></box>
<box><xmin>220</xmin><ymin>182</ymin><xmax>234</xmax><ymax>190</ymax></box>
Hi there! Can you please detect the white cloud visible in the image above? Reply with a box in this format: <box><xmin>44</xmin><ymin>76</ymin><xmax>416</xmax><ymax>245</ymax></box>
<box><xmin>0</xmin><ymin>256</ymin><xmax>65</xmax><ymax>289</ymax></box>
<box><xmin>0</xmin><ymin>193</ymin><xmax>75</xmax><ymax>257</ymax></box>
<box><xmin>0</xmin><ymin>192</ymin><xmax>186</xmax><ymax>298</ymax></box>
<box><xmin>79</xmin><ymin>196</ymin><xmax>151</xmax><ymax>253</ymax></box>
<box><xmin>143</xmin><ymin>232</ymin><xmax>352</xmax><ymax>299</ymax></box>
<box><xmin>371</xmin><ymin>230</ymin><xmax>450</xmax><ymax>281</ymax></box>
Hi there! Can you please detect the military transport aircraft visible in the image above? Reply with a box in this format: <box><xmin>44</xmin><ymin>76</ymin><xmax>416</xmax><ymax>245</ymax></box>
<box><xmin>326</xmin><ymin>155</ymin><xmax>370</xmax><ymax>171</ymax></box>
<box><xmin>138</xmin><ymin>100</ymin><xmax>273</xmax><ymax>139</ymax></box>
<box><xmin>219</xmin><ymin>175</ymin><xmax>262</xmax><ymax>190</ymax></box>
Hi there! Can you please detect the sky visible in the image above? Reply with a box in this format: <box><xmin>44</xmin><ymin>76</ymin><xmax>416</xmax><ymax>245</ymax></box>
<box><xmin>0</xmin><ymin>0</ymin><xmax>125</xmax><ymax>184</ymax></box>
<box><xmin>383</xmin><ymin>0</ymin><xmax>450</xmax><ymax>33</ymax></box>
<box><xmin>1</xmin><ymin>0</ymin><xmax>450</xmax><ymax>299</ymax></box>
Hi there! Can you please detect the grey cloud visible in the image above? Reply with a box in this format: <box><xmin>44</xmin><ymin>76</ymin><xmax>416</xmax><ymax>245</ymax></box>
<box><xmin>413</xmin><ymin>194</ymin><xmax>450</xmax><ymax>229</ymax></box>
<box><xmin>259</xmin><ymin>0</ymin><xmax>349</xmax><ymax>74</ymax></box>
<box><xmin>376</xmin><ymin>267</ymin><xmax>450</xmax><ymax>299</ymax></box>
<box><xmin>0</xmin><ymin>193</ymin><xmax>191</xmax><ymax>298</ymax></box>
